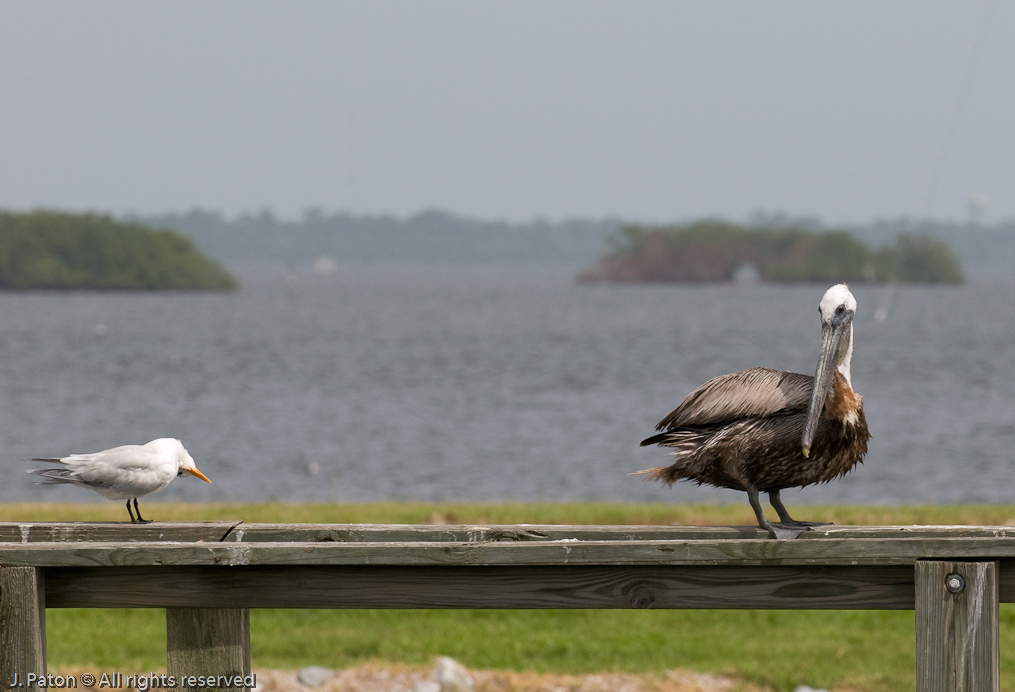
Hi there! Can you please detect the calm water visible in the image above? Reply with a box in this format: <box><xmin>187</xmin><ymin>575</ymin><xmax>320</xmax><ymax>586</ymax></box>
<box><xmin>1</xmin><ymin>264</ymin><xmax>1013</xmax><ymax>506</ymax></box>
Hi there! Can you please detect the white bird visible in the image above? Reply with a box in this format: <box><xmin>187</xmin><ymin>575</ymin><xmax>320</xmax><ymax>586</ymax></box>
<box><xmin>26</xmin><ymin>438</ymin><xmax>212</xmax><ymax>523</ymax></box>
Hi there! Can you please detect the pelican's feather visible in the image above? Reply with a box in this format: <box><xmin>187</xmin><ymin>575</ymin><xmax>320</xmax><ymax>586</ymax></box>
<box><xmin>651</xmin><ymin>366</ymin><xmax>812</xmax><ymax>431</ymax></box>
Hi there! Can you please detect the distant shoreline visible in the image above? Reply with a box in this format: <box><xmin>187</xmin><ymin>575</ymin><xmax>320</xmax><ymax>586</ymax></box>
<box><xmin>577</xmin><ymin>221</ymin><xmax>965</xmax><ymax>284</ymax></box>
<box><xmin>127</xmin><ymin>208</ymin><xmax>1015</xmax><ymax>283</ymax></box>
<box><xmin>0</xmin><ymin>210</ymin><xmax>237</xmax><ymax>290</ymax></box>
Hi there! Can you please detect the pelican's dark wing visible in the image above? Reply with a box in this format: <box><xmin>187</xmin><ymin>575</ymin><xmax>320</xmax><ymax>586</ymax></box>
<box><xmin>651</xmin><ymin>367</ymin><xmax>813</xmax><ymax>432</ymax></box>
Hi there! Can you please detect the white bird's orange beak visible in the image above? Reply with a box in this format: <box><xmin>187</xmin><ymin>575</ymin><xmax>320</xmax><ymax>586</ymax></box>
<box><xmin>186</xmin><ymin>467</ymin><xmax>212</xmax><ymax>483</ymax></box>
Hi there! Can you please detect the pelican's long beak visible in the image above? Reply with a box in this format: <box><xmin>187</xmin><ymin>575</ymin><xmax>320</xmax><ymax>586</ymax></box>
<box><xmin>186</xmin><ymin>467</ymin><xmax>213</xmax><ymax>483</ymax></box>
<box><xmin>801</xmin><ymin>311</ymin><xmax>853</xmax><ymax>457</ymax></box>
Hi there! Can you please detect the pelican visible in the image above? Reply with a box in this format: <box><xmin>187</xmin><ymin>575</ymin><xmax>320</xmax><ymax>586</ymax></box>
<box><xmin>26</xmin><ymin>438</ymin><xmax>212</xmax><ymax>523</ymax></box>
<box><xmin>636</xmin><ymin>284</ymin><xmax>870</xmax><ymax>539</ymax></box>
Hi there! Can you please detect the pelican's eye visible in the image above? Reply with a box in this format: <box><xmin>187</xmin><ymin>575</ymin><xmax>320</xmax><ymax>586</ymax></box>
<box><xmin>835</xmin><ymin>305</ymin><xmax>845</xmax><ymax>315</ymax></box>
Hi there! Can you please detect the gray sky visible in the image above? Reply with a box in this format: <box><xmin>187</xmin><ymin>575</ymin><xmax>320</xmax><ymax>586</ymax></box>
<box><xmin>1</xmin><ymin>1</ymin><xmax>1012</xmax><ymax>224</ymax></box>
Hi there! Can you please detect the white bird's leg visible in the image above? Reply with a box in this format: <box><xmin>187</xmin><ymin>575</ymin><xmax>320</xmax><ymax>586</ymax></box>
<box><xmin>126</xmin><ymin>500</ymin><xmax>137</xmax><ymax>523</ymax></box>
<box><xmin>132</xmin><ymin>498</ymin><xmax>152</xmax><ymax>524</ymax></box>
<box><xmin>768</xmin><ymin>490</ymin><xmax>830</xmax><ymax>528</ymax></box>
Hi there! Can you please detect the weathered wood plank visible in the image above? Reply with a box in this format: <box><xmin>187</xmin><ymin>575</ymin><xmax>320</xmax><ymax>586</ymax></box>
<box><xmin>0</xmin><ymin>566</ymin><xmax>46</xmax><ymax>684</ymax></box>
<box><xmin>995</xmin><ymin>558</ymin><xmax>1015</xmax><ymax>602</ymax></box>
<box><xmin>6</xmin><ymin>522</ymin><xmax>1015</xmax><ymax>545</ymax></box>
<box><xmin>167</xmin><ymin>608</ymin><xmax>251</xmax><ymax>692</ymax></box>
<box><xmin>916</xmin><ymin>560</ymin><xmax>999</xmax><ymax>692</ymax></box>
<box><xmin>0</xmin><ymin>522</ymin><xmax>240</xmax><ymax>544</ymax></box>
<box><xmin>10</xmin><ymin>536</ymin><xmax>1015</xmax><ymax>567</ymax></box>
<box><xmin>219</xmin><ymin>523</ymin><xmax>1015</xmax><ymax>543</ymax></box>
<box><xmin>224</xmin><ymin>524</ymin><xmax>765</xmax><ymax>543</ymax></box>
<box><xmin>43</xmin><ymin>564</ymin><xmax>915</xmax><ymax>610</ymax></box>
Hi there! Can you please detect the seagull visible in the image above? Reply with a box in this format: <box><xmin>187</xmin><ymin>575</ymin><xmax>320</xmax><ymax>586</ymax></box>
<box><xmin>27</xmin><ymin>438</ymin><xmax>212</xmax><ymax>523</ymax></box>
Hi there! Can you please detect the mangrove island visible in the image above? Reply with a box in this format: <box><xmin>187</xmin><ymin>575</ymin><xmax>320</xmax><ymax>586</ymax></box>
<box><xmin>577</xmin><ymin>220</ymin><xmax>965</xmax><ymax>284</ymax></box>
<box><xmin>0</xmin><ymin>211</ymin><xmax>237</xmax><ymax>290</ymax></box>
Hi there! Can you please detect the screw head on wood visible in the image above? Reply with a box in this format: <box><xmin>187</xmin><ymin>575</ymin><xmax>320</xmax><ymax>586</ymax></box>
<box><xmin>945</xmin><ymin>573</ymin><xmax>965</xmax><ymax>594</ymax></box>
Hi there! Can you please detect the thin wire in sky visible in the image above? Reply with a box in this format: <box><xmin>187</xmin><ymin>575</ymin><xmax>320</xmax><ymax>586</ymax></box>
<box><xmin>876</xmin><ymin>0</ymin><xmax>998</xmax><ymax>322</ymax></box>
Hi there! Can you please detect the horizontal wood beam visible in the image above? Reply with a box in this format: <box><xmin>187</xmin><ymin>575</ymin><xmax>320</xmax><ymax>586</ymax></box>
<box><xmin>7</xmin><ymin>522</ymin><xmax>1015</xmax><ymax>544</ymax></box>
<box><xmin>43</xmin><ymin>564</ymin><xmax>916</xmax><ymax>610</ymax></box>
<box><xmin>226</xmin><ymin>523</ymin><xmax>1015</xmax><ymax>543</ymax></box>
<box><xmin>225</xmin><ymin>524</ymin><xmax>776</xmax><ymax>542</ymax></box>
<box><xmin>0</xmin><ymin>522</ymin><xmax>239</xmax><ymax>544</ymax></box>
<box><xmin>8</xmin><ymin>536</ymin><xmax>1015</xmax><ymax>567</ymax></box>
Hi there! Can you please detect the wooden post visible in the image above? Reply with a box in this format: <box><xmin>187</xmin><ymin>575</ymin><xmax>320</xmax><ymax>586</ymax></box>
<box><xmin>0</xmin><ymin>566</ymin><xmax>46</xmax><ymax>686</ymax></box>
<box><xmin>167</xmin><ymin>608</ymin><xmax>251</xmax><ymax>692</ymax></box>
<box><xmin>915</xmin><ymin>560</ymin><xmax>998</xmax><ymax>692</ymax></box>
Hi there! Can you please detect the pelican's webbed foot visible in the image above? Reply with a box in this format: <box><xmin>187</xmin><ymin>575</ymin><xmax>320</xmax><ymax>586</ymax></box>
<box><xmin>768</xmin><ymin>490</ymin><xmax>832</xmax><ymax>530</ymax></box>
<box><xmin>766</xmin><ymin>523</ymin><xmax>809</xmax><ymax>540</ymax></box>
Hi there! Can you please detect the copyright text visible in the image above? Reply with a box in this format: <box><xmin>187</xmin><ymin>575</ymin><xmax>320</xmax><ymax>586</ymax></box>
<box><xmin>8</xmin><ymin>673</ymin><xmax>256</xmax><ymax>689</ymax></box>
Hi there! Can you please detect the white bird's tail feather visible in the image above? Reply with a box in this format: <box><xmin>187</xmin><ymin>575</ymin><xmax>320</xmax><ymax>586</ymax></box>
<box><xmin>26</xmin><ymin>468</ymin><xmax>106</xmax><ymax>489</ymax></box>
<box><xmin>27</xmin><ymin>468</ymin><xmax>77</xmax><ymax>484</ymax></box>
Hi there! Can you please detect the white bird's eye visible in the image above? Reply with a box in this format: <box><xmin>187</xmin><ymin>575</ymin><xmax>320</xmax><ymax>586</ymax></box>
<box><xmin>835</xmin><ymin>305</ymin><xmax>845</xmax><ymax>315</ymax></box>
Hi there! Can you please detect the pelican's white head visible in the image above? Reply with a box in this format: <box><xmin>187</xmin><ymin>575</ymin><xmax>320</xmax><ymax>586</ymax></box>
<box><xmin>817</xmin><ymin>283</ymin><xmax>856</xmax><ymax>384</ymax></box>
<box><xmin>801</xmin><ymin>284</ymin><xmax>858</xmax><ymax>457</ymax></box>
<box><xmin>819</xmin><ymin>283</ymin><xmax>857</xmax><ymax>327</ymax></box>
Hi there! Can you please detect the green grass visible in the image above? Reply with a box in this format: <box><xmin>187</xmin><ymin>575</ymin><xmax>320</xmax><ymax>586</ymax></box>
<box><xmin>6</xmin><ymin>499</ymin><xmax>1015</xmax><ymax>526</ymax></box>
<box><xmin>16</xmin><ymin>501</ymin><xmax>1015</xmax><ymax>691</ymax></box>
<box><xmin>48</xmin><ymin>608</ymin><xmax>921</xmax><ymax>691</ymax></box>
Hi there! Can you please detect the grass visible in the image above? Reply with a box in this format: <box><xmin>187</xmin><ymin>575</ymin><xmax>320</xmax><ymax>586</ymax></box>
<box><xmin>6</xmin><ymin>499</ymin><xmax>1015</xmax><ymax>526</ymax></box>
<box><xmin>13</xmin><ymin>501</ymin><xmax>1015</xmax><ymax>691</ymax></box>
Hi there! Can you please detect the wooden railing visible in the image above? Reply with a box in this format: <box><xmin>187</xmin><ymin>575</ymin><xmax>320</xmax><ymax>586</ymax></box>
<box><xmin>2</xmin><ymin>522</ymin><xmax>1014</xmax><ymax>691</ymax></box>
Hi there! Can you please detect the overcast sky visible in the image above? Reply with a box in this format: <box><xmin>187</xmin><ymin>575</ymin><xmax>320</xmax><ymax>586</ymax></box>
<box><xmin>1</xmin><ymin>1</ymin><xmax>1011</xmax><ymax>224</ymax></box>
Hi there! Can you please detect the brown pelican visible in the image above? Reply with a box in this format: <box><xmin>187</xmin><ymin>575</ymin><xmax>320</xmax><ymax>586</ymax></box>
<box><xmin>636</xmin><ymin>284</ymin><xmax>870</xmax><ymax>539</ymax></box>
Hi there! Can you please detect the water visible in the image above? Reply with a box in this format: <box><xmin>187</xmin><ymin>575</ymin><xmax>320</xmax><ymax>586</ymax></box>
<box><xmin>2</xmin><ymin>264</ymin><xmax>1013</xmax><ymax>506</ymax></box>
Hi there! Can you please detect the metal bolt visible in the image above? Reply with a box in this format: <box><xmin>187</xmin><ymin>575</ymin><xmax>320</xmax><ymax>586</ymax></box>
<box><xmin>946</xmin><ymin>573</ymin><xmax>965</xmax><ymax>594</ymax></box>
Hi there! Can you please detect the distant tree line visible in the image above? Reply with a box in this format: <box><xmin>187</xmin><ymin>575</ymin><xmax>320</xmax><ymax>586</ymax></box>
<box><xmin>577</xmin><ymin>221</ymin><xmax>965</xmax><ymax>284</ymax></box>
<box><xmin>133</xmin><ymin>207</ymin><xmax>1013</xmax><ymax>282</ymax></box>
<box><xmin>0</xmin><ymin>211</ymin><xmax>237</xmax><ymax>290</ymax></box>
<box><xmin>137</xmin><ymin>208</ymin><xmax>619</xmax><ymax>265</ymax></box>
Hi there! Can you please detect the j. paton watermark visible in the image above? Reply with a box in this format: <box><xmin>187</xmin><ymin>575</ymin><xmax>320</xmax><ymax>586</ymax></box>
<box><xmin>7</xmin><ymin>673</ymin><xmax>256</xmax><ymax>689</ymax></box>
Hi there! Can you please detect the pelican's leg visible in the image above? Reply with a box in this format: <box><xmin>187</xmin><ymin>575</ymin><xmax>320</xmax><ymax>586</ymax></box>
<box><xmin>132</xmin><ymin>498</ymin><xmax>152</xmax><ymax>524</ymax></box>
<box><xmin>769</xmin><ymin>490</ymin><xmax>831</xmax><ymax>528</ymax></box>
<box><xmin>125</xmin><ymin>499</ymin><xmax>136</xmax><ymax>523</ymax></box>
<box><xmin>748</xmin><ymin>485</ymin><xmax>805</xmax><ymax>540</ymax></box>
<box><xmin>745</xmin><ymin>484</ymin><xmax>772</xmax><ymax>529</ymax></box>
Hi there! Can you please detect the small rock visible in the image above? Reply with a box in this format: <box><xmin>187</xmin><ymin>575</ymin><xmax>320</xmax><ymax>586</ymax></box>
<box><xmin>297</xmin><ymin>666</ymin><xmax>333</xmax><ymax>688</ymax></box>
<box><xmin>414</xmin><ymin>681</ymin><xmax>441</xmax><ymax>692</ymax></box>
<box><xmin>793</xmin><ymin>686</ymin><xmax>830</xmax><ymax>692</ymax></box>
<box><xmin>432</xmin><ymin>656</ymin><xmax>474</xmax><ymax>692</ymax></box>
